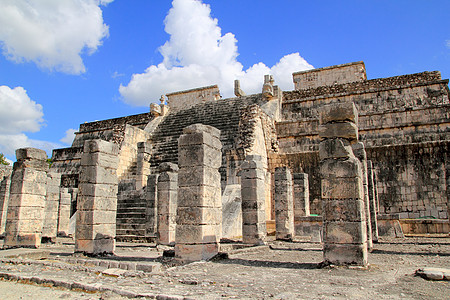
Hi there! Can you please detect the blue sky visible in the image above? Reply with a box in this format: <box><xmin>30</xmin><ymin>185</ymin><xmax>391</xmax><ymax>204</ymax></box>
<box><xmin>0</xmin><ymin>0</ymin><xmax>449</xmax><ymax>162</ymax></box>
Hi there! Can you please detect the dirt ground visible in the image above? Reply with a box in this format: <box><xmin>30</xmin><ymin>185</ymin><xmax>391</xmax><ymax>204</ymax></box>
<box><xmin>0</xmin><ymin>236</ymin><xmax>449</xmax><ymax>299</ymax></box>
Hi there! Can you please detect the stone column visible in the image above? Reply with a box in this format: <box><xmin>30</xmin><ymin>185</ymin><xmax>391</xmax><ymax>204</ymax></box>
<box><xmin>319</xmin><ymin>102</ymin><xmax>368</xmax><ymax>266</ymax></box>
<box><xmin>145</xmin><ymin>174</ymin><xmax>158</xmax><ymax>238</ymax></box>
<box><xmin>75</xmin><ymin>140</ymin><xmax>119</xmax><ymax>255</ymax></box>
<box><xmin>293</xmin><ymin>173</ymin><xmax>310</xmax><ymax>217</ymax></box>
<box><xmin>157</xmin><ymin>163</ymin><xmax>178</xmax><ymax>245</ymax></box>
<box><xmin>352</xmin><ymin>142</ymin><xmax>373</xmax><ymax>251</ymax></box>
<box><xmin>42</xmin><ymin>172</ymin><xmax>61</xmax><ymax>240</ymax></box>
<box><xmin>136</xmin><ymin>142</ymin><xmax>151</xmax><ymax>190</ymax></box>
<box><xmin>175</xmin><ymin>124</ymin><xmax>222</xmax><ymax>262</ymax></box>
<box><xmin>57</xmin><ymin>188</ymin><xmax>71</xmax><ymax>236</ymax></box>
<box><xmin>274</xmin><ymin>167</ymin><xmax>294</xmax><ymax>240</ymax></box>
<box><xmin>0</xmin><ymin>165</ymin><xmax>12</xmax><ymax>235</ymax></box>
<box><xmin>5</xmin><ymin>148</ymin><xmax>49</xmax><ymax>248</ymax></box>
<box><xmin>240</xmin><ymin>155</ymin><xmax>267</xmax><ymax>245</ymax></box>
<box><xmin>367</xmin><ymin>161</ymin><xmax>379</xmax><ymax>242</ymax></box>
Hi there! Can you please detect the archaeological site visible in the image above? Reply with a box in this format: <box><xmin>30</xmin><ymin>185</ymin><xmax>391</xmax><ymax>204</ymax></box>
<box><xmin>0</xmin><ymin>61</ymin><xmax>449</xmax><ymax>298</ymax></box>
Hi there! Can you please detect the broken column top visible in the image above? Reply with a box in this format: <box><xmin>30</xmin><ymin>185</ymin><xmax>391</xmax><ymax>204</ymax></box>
<box><xmin>159</xmin><ymin>162</ymin><xmax>179</xmax><ymax>172</ymax></box>
<box><xmin>182</xmin><ymin>123</ymin><xmax>221</xmax><ymax>138</ymax></box>
<box><xmin>83</xmin><ymin>139</ymin><xmax>119</xmax><ymax>155</ymax></box>
<box><xmin>16</xmin><ymin>148</ymin><xmax>47</xmax><ymax>161</ymax></box>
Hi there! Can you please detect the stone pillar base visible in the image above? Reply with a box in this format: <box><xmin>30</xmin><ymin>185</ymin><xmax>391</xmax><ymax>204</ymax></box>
<box><xmin>175</xmin><ymin>243</ymin><xmax>219</xmax><ymax>262</ymax></box>
<box><xmin>323</xmin><ymin>243</ymin><xmax>368</xmax><ymax>266</ymax></box>
<box><xmin>4</xmin><ymin>233</ymin><xmax>41</xmax><ymax>248</ymax></box>
<box><xmin>75</xmin><ymin>238</ymin><xmax>115</xmax><ymax>255</ymax></box>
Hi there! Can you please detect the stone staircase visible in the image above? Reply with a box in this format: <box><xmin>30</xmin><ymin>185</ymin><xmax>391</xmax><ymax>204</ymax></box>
<box><xmin>148</xmin><ymin>95</ymin><xmax>262</xmax><ymax>170</ymax></box>
<box><xmin>114</xmin><ymin>94</ymin><xmax>263</xmax><ymax>241</ymax></box>
<box><xmin>115</xmin><ymin>184</ymin><xmax>150</xmax><ymax>242</ymax></box>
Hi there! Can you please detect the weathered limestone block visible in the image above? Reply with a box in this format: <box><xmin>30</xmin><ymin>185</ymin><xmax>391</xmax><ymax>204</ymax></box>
<box><xmin>319</xmin><ymin>101</ymin><xmax>359</xmax><ymax>125</ymax></box>
<box><xmin>293</xmin><ymin>173</ymin><xmax>310</xmax><ymax>217</ymax></box>
<box><xmin>319</xmin><ymin>139</ymin><xmax>354</xmax><ymax>160</ymax></box>
<box><xmin>240</xmin><ymin>155</ymin><xmax>267</xmax><ymax>245</ymax></box>
<box><xmin>157</xmin><ymin>162</ymin><xmax>178</xmax><ymax>245</ymax></box>
<box><xmin>0</xmin><ymin>165</ymin><xmax>12</xmax><ymax>235</ymax></box>
<box><xmin>42</xmin><ymin>172</ymin><xmax>61</xmax><ymax>239</ymax></box>
<box><xmin>175</xmin><ymin>124</ymin><xmax>222</xmax><ymax>262</ymax></box>
<box><xmin>319</xmin><ymin>103</ymin><xmax>368</xmax><ymax>266</ymax></box>
<box><xmin>367</xmin><ymin>161</ymin><xmax>379</xmax><ymax>242</ymax></box>
<box><xmin>75</xmin><ymin>140</ymin><xmax>119</xmax><ymax>255</ymax></box>
<box><xmin>352</xmin><ymin>142</ymin><xmax>373</xmax><ymax>250</ymax></box>
<box><xmin>58</xmin><ymin>188</ymin><xmax>71</xmax><ymax>236</ymax></box>
<box><xmin>318</xmin><ymin>122</ymin><xmax>358</xmax><ymax>141</ymax></box>
<box><xmin>274</xmin><ymin>167</ymin><xmax>295</xmax><ymax>240</ymax></box>
<box><xmin>145</xmin><ymin>174</ymin><xmax>158</xmax><ymax>237</ymax></box>
<box><xmin>5</xmin><ymin>148</ymin><xmax>49</xmax><ymax>248</ymax></box>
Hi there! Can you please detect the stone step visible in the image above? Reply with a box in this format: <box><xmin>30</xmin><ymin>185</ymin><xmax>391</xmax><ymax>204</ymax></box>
<box><xmin>117</xmin><ymin>199</ymin><xmax>147</xmax><ymax>207</ymax></box>
<box><xmin>116</xmin><ymin>217</ymin><xmax>147</xmax><ymax>225</ymax></box>
<box><xmin>116</xmin><ymin>228</ymin><xmax>146</xmax><ymax>236</ymax></box>
<box><xmin>116</xmin><ymin>212</ymin><xmax>146</xmax><ymax>219</ymax></box>
<box><xmin>116</xmin><ymin>206</ymin><xmax>146</xmax><ymax>212</ymax></box>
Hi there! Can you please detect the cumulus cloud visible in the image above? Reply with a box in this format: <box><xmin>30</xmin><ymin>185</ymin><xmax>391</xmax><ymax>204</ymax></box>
<box><xmin>0</xmin><ymin>86</ymin><xmax>43</xmax><ymax>134</ymax></box>
<box><xmin>0</xmin><ymin>0</ymin><xmax>112</xmax><ymax>74</ymax></box>
<box><xmin>120</xmin><ymin>0</ymin><xmax>313</xmax><ymax>106</ymax></box>
<box><xmin>0</xmin><ymin>86</ymin><xmax>61</xmax><ymax>158</ymax></box>
<box><xmin>60</xmin><ymin>128</ymin><xmax>77</xmax><ymax>145</ymax></box>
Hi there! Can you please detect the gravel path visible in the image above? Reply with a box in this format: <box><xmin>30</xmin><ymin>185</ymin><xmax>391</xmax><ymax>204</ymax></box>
<box><xmin>0</xmin><ymin>236</ymin><xmax>448</xmax><ymax>299</ymax></box>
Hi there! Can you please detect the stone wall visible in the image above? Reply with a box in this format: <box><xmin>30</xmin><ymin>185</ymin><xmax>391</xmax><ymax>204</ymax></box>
<box><xmin>367</xmin><ymin>141</ymin><xmax>449</xmax><ymax>219</ymax></box>
<box><xmin>276</xmin><ymin>70</ymin><xmax>450</xmax><ymax>218</ymax></box>
<box><xmin>293</xmin><ymin>61</ymin><xmax>366</xmax><ymax>90</ymax></box>
<box><xmin>116</xmin><ymin>125</ymin><xmax>150</xmax><ymax>181</ymax></box>
<box><xmin>167</xmin><ymin>85</ymin><xmax>221</xmax><ymax>113</ymax></box>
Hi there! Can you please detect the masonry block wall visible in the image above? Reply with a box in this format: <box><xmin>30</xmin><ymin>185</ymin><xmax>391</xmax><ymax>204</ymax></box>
<box><xmin>277</xmin><ymin>69</ymin><xmax>450</xmax><ymax>218</ymax></box>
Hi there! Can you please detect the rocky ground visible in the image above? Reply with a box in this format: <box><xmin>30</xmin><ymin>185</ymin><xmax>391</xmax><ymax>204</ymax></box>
<box><xmin>0</xmin><ymin>235</ymin><xmax>449</xmax><ymax>299</ymax></box>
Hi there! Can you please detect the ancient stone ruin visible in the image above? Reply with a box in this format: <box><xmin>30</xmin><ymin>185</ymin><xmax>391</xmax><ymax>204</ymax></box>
<box><xmin>0</xmin><ymin>61</ymin><xmax>449</xmax><ymax>266</ymax></box>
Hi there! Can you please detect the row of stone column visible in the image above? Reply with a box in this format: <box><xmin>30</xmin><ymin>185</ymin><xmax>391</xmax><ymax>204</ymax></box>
<box><xmin>1</xmin><ymin>148</ymin><xmax>74</xmax><ymax>248</ymax></box>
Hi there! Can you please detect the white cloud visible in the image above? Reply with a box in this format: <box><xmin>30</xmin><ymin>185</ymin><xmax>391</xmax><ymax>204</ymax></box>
<box><xmin>60</xmin><ymin>128</ymin><xmax>77</xmax><ymax>145</ymax></box>
<box><xmin>0</xmin><ymin>86</ymin><xmax>43</xmax><ymax>134</ymax></box>
<box><xmin>120</xmin><ymin>0</ymin><xmax>313</xmax><ymax>106</ymax></box>
<box><xmin>0</xmin><ymin>86</ymin><xmax>61</xmax><ymax>159</ymax></box>
<box><xmin>0</xmin><ymin>0</ymin><xmax>112</xmax><ymax>74</ymax></box>
<box><xmin>447</xmin><ymin>40</ymin><xmax>450</xmax><ymax>49</ymax></box>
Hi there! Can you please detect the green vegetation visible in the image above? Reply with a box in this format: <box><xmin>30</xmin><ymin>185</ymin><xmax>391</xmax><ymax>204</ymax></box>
<box><xmin>0</xmin><ymin>153</ymin><xmax>10</xmax><ymax>166</ymax></box>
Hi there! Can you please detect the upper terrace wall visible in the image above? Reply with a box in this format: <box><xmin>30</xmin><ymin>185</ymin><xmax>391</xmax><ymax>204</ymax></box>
<box><xmin>278</xmin><ymin>72</ymin><xmax>450</xmax><ymax>152</ymax></box>
<box><xmin>166</xmin><ymin>85</ymin><xmax>221</xmax><ymax>113</ymax></box>
<box><xmin>293</xmin><ymin>61</ymin><xmax>366</xmax><ymax>90</ymax></box>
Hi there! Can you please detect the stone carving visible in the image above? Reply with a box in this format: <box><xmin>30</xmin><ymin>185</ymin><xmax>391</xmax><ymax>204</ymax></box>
<box><xmin>293</xmin><ymin>173</ymin><xmax>310</xmax><ymax>218</ymax></box>
<box><xmin>234</xmin><ymin>79</ymin><xmax>246</xmax><ymax>97</ymax></box>
<box><xmin>240</xmin><ymin>155</ymin><xmax>267</xmax><ymax>245</ymax></box>
<box><xmin>274</xmin><ymin>166</ymin><xmax>295</xmax><ymax>240</ymax></box>
<box><xmin>352</xmin><ymin>141</ymin><xmax>373</xmax><ymax>251</ymax></box>
<box><xmin>262</xmin><ymin>75</ymin><xmax>274</xmax><ymax>99</ymax></box>
<box><xmin>157</xmin><ymin>162</ymin><xmax>178</xmax><ymax>245</ymax></box>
